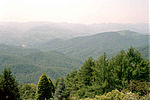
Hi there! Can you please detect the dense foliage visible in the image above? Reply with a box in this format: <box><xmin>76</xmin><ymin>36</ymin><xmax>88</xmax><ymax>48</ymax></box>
<box><xmin>20</xmin><ymin>83</ymin><xmax>36</xmax><ymax>100</ymax></box>
<box><xmin>128</xmin><ymin>80</ymin><xmax>150</xmax><ymax>96</ymax></box>
<box><xmin>0</xmin><ymin>68</ymin><xmax>20</xmax><ymax>100</ymax></box>
<box><xmin>0</xmin><ymin>47</ymin><xmax>149</xmax><ymax>100</ymax></box>
<box><xmin>54</xmin><ymin>77</ymin><xmax>66</xmax><ymax>100</ymax></box>
<box><xmin>35</xmin><ymin>73</ymin><xmax>53</xmax><ymax>100</ymax></box>
<box><xmin>81</xmin><ymin>89</ymin><xmax>150</xmax><ymax>100</ymax></box>
<box><xmin>64</xmin><ymin>47</ymin><xmax>149</xmax><ymax>99</ymax></box>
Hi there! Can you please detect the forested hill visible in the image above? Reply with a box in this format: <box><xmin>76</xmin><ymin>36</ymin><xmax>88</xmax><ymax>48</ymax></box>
<box><xmin>0</xmin><ymin>44</ymin><xmax>149</xmax><ymax>84</ymax></box>
<box><xmin>0</xmin><ymin>44</ymin><xmax>40</xmax><ymax>56</ymax></box>
<box><xmin>0</xmin><ymin>44</ymin><xmax>82</xmax><ymax>83</ymax></box>
<box><xmin>0</xmin><ymin>30</ymin><xmax>149</xmax><ymax>83</ymax></box>
<box><xmin>38</xmin><ymin>30</ymin><xmax>149</xmax><ymax>60</ymax></box>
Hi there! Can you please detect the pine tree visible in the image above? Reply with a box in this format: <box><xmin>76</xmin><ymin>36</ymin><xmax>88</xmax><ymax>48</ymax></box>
<box><xmin>112</xmin><ymin>50</ymin><xmax>128</xmax><ymax>89</ymax></box>
<box><xmin>78</xmin><ymin>57</ymin><xmax>95</xmax><ymax>86</ymax></box>
<box><xmin>65</xmin><ymin>70</ymin><xmax>78</xmax><ymax>98</ymax></box>
<box><xmin>48</xmin><ymin>77</ymin><xmax>55</xmax><ymax>94</ymax></box>
<box><xmin>92</xmin><ymin>53</ymin><xmax>110</xmax><ymax>93</ymax></box>
<box><xmin>92</xmin><ymin>53</ymin><xmax>107</xmax><ymax>85</ymax></box>
<box><xmin>0</xmin><ymin>68</ymin><xmax>20</xmax><ymax>100</ymax></box>
<box><xmin>112</xmin><ymin>47</ymin><xmax>149</xmax><ymax>89</ymax></box>
<box><xmin>63</xmin><ymin>47</ymin><xmax>150</xmax><ymax>99</ymax></box>
<box><xmin>36</xmin><ymin>73</ymin><xmax>52</xmax><ymax>100</ymax></box>
<box><xmin>126</xmin><ymin>47</ymin><xmax>149</xmax><ymax>82</ymax></box>
<box><xmin>54</xmin><ymin>77</ymin><xmax>65</xmax><ymax>100</ymax></box>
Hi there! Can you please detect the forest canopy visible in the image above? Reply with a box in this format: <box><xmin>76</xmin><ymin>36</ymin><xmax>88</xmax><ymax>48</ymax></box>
<box><xmin>0</xmin><ymin>47</ymin><xmax>149</xmax><ymax>100</ymax></box>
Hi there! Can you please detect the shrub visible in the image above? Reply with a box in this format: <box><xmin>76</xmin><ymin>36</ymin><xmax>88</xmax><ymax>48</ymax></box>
<box><xmin>128</xmin><ymin>80</ymin><xmax>150</xmax><ymax>96</ymax></box>
<box><xmin>81</xmin><ymin>89</ymin><xmax>150</xmax><ymax>100</ymax></box>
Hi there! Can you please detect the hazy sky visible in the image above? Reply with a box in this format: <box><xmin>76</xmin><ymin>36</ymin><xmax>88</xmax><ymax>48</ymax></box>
<box><xmin>0</xmin><ymin>0</ymin><xmax>148</xmax><ymax>24</ymax></box>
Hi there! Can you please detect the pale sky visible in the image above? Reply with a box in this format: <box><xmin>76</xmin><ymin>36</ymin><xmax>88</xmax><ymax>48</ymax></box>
<box><xmin>0</xmin><ymin>0</ymin><xmax>148</xmax><ymax>24</ymax></box>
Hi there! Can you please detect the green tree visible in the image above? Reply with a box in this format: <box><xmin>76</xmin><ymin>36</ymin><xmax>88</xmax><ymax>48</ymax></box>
<box><xmin>0</xmin><ymin>68</ymin><xmax>20</xmax><ymax>100</ymax></box>
<box><xmin>48</xmin><ymin>77</ymin><xmax>55</xmax><ymax>95</ymax></box>
<box><xmin>78</xmin><ymin>57</ymin><xmax>95</xmax><ymax>86</ymax></box>
<box><xmin>20</xmin><ymin>83</ymin><xmax>36</xmax><ymax>100</ymax></box>
<box><xmin>54</xmin><ymin>77</ymin><xmax>65</xmax><ymax>100</ymax></box>
<box><xmin>112</xmin><ymin>50</ymin><xmax>128</xmax><ymax>89</ymax></box>
<box><xmin>53</xmin><ymin>78</ymin><xmax>61</xmax><ymax>91</ymax></box>
<box><xmin>112</xmin><ymin>47</ymin><xmax>149</xmax><ymax>89</ymax></box>
<box><xmin>63</xmin><ymin>47</ymin><xmax>150</xmax><ymax>99</ymax></box>
<box><xmin>65</xmin><ymin>69</ymin><xmax>79</xmax><ymax>98</ymax></box>
<box><xmin>36</xmin><ymin>73</ymin><xmax>52</xmax><ymax>100</ymax></box>
<box><xmin>93</xmin><ymin>53</ymin><xmax>111</xmax><ymax>93</ymax></box>
<box><xmin>126</xmin><ymin>47</ymin><xmax>149</xmax><ymax>82</ymax></box>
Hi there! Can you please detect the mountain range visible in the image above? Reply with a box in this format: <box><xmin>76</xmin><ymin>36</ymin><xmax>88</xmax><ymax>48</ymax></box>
<box><xmin>37</xmin><ymin>30</ymin><xmax>149</xmax><ymax>60</ymax></box>
<box><xmin>0</xmin><ymin>22</ymin><xmax>149</xmax><ymax>46</ymax></box>
<box><xmin>0</xmin><ymin>26</ymin><xmax>149</xmax><ymax>83</ymax></box>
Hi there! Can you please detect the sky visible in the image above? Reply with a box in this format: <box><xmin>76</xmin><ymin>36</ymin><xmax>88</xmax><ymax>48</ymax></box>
<box><xmin>0</xmin><ymin>0</ymin><xmax>148</xmax><ymax>24</ymax></box>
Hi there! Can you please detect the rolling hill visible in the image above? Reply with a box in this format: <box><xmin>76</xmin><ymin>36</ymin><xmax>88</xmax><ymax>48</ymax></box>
<box><xmin>0</xmin><ymin>44</ymin><xmax>82</xmax><ymax>83</ymax></box>
<box><xmin>39</xmin><ymin>30</ymin><xmax>149</xmax><ymax>60</ymax></box>
<box><xmin>0</xmin><ymin>30</ymin><xmax>149</xmax><ymax>83</ymax></box>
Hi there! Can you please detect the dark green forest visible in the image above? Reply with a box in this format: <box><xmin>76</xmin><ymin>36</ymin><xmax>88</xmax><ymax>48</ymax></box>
<box><xmin>0</xmin><ymin>47</ymin><xmax>149</xmax><ymax>100</ymax></box>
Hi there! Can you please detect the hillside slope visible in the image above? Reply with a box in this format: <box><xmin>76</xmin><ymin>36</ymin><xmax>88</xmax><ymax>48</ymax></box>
<box><xmin>0</xmin><ymin>44</ymin><xmax>82</xmax><ymax>83</ymax></box>
<box><xmin>40</xmin><ymin>30</ymin><xmax>149</xmax><ymax>60</ymax></box>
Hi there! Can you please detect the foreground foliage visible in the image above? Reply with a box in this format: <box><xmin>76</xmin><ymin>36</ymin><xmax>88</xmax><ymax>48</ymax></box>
<box><xmin>82</xmin><ymin>89</ymin><xmax>150</xmax><ymax>100</ymax></box>
<box><xmin>64</xmin><ymin>47</ymin><xmax>149</xmax><ymax>99</ymax></box>
<box><xmin>35</xmin><ymin>73</ymin><xmax>53</xmax><ymax>100</ymax></box>
<box><xmin>20</xmin><ymin>83</ymin><xmax>36</xmax><ymax>100</ymax></box>
<box><xmin>54</xmin><ymin>77</ymin><xmax>67</xmax><ymax>100</ymax></box>
<box><xmin>0</xmin><ymin>68</ymin><xmax>20</xmax><ymax>100</ymax></box>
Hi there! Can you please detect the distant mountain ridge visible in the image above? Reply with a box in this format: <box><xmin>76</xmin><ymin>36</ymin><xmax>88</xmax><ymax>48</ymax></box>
<box><xmin>0</xmin><ymin>22</ymin><xmax>149</xmax><ymax>46</ymax></box>
<box><xmin>38</xmin><ymin>30</ymin><xmax>149</xmax><ymax>60</ymax></box>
